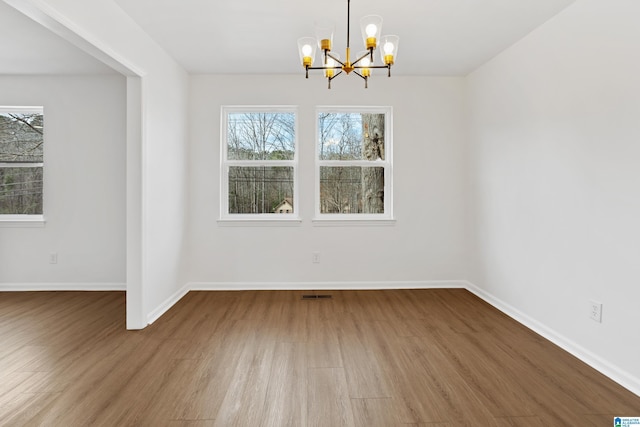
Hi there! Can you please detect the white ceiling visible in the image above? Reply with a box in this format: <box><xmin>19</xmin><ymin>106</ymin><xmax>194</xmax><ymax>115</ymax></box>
<box><xmin>1</xmin><ymin>0</ymin><xmax>575</xmax><ymax>76</ymax></box>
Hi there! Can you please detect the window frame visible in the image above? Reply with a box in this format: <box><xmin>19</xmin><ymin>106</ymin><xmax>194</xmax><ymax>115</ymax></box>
<box><xmin>314</xmin><ymin>105</ymin><xmax>394</xmax><ymax>225</ymax></box>
<box><xmin>219</xmin><ymin>105</ymin><xmax>301</xmax><ymax>225</ymax></box>
<box><xmin>0</xmin><ymin>106</ymin><xmax>45</xmax><ymax>227</ymax></box>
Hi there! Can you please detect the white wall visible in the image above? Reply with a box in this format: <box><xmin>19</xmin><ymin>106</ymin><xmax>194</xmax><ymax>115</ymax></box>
<box><xmin>187</xmin><ymin>75</ymin><xmax>469</xmax><ymax>286</ymax></box>
<box><xmin>6</xmin><ymin>0</ymin><xmax>191</xmax><ymax>328</ymax></box>
<box><xmin>467</xmin><ymin>0</ymin><xmax>640</xmax><ymax>390</ymax></box>
<box><xmin>0</xmin><ymin>74</ymin><xmax>126</xmax><ymax>287</ymax></box>
<box><xmin>140</xmin><ymin>70</ymin><xmax>189</xmax><ymax>322</ymax></box>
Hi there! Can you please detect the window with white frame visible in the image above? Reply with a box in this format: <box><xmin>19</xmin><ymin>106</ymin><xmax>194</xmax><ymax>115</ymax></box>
<box><xmin>0</xmin><ymin>106</ymin><xmax>44</xmax><ymax>218</ymax></box>
<box><xmin>315</xmin><ymin>106</ymin><xmax>393</xmax><ymax>220</ymax></box>
<box><xmin>220</xmin><ymin>106</ymin><xmax>298</xmax><ymax>220</ymax></box>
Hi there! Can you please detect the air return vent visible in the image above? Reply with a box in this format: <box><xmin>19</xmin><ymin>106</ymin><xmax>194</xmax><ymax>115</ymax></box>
<box><xmin>301</xmin><ymin>294</ymin><xmax>332</xmax><ymax>300</ymax></box>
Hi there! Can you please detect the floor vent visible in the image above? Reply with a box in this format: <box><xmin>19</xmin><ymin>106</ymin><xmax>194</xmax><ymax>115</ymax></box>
<box><xmin>301</xmin><ymin>294</ymin><xmax>333</xmax><ymax>300</ymax></box>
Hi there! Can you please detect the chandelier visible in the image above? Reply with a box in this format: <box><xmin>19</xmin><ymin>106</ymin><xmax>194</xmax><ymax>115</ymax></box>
<box><xmin>297</xmin><ymin>0</ymin><xmax>399</xmax><ymax>89</ymax></box>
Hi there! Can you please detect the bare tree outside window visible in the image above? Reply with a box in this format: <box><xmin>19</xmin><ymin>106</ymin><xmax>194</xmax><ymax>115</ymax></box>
<box><xmin>317</xmin><ymin>108</ymin><xmax>390</xmax><ymax>217</ymax></box>
<box><xmin>222</xmin><ymin>109</ymin><xmax>297</xmax><ymax>216</ymax></box>
<box><xmin>0</xmin><ymin>108</ymin><xmax>44</xmax><ymax>215</ymax></box>
<box><xmin>228</xmin><ymin>166</ymin><xmax>293</xmax><ymax>214</ymax></box>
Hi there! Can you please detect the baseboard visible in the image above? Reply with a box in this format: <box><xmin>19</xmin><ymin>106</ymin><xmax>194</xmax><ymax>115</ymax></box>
<box><xmin>0</xmin><ymin>282</ymin><xmax>126</xmax><ymax>291</ymax></box>
<box><xmin>465</xmin><ymin>281</ymin><xmax>640</xmax><ymax>397</ymax></box>
<box><xmin>189</xmin><ymin>280</ymin><xmax>468</xmax><ymax>291</ymax></box>
<box><xmin>146</xmin><ymin>282</ymin><xmax>191</xmax><ymax>325</ymax></box>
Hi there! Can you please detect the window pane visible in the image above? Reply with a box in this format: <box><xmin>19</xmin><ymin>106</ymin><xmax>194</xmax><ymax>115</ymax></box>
<box><xmin>320</xmin><ymin>166</ymin><xmax>384</xmax><ymax>214</ymax></box>
<box><xmin>228</xmin><ymin>166</ymin><xmax>294</xmax><ymax>214</ymax></box>
<box><xmin>318</xmin><ymin>112</ymin><xmax>385</xmax><ymax>161</ymax></box>
<box><xmin>0</xmin><ymin>167</ymin><xmax>43</xmax><ymax>214</ymax></box>
<box><xmin>0</xmin><ymin>112</ymin><xmax>44</xmax><ymax>163</ymax></box>
<box><xmin>227</xmin><ymin>112</ymin><xmax>295</xmax><ymax>160</ymax></box>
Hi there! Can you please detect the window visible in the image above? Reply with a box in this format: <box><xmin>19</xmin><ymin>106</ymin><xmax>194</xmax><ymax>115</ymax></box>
<box><xmin>220</xmin><ymin>106</ymin><xmax>298</xmax><ymax>221</ymax></box>
<box><xmin>315</xmin><ymin>106</ymin><xmax>393</xmax><ymax>222</ymax></box>
<box><xmin>0</xmin><ymin>106</ymin><xmax>44</xmax><ymax>222</ymax></box>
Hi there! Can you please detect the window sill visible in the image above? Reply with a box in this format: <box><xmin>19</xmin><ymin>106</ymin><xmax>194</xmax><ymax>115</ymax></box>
<box><xmin>0</xmin><ymin>215</ymin><xmax>46</xmax><ymax>228</ymax></box>
<box><xmin>312</xmin><ymin>217</ymin><xmax>396</xmax><ymax>227</ymax></box>
<box><xmin>217</xmin><ymin>217</ymin><xmax>302</xmax><ymax>227</ymax></box>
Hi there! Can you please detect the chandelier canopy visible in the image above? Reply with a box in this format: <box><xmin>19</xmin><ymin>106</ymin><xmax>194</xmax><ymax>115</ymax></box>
<box><xmin>297</xmin><ymin>0</ymin><xmax>399</xmax><ymax>89</ymax></box>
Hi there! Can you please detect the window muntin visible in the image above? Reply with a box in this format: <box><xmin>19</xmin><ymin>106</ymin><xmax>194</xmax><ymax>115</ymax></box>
<box><xmin>221</xmin><ymin>107</ymin><xmax>298</xmax><ymax>219</ymax></box>
<box><xmin>316</xmin><ymin>107</ymin><xmax>392</xmax><ymax>220</ymax></box>
<box><xmin>0</xmin><ymin>107</ymin><xmax>44</xmax><ymax>216</ymax></box>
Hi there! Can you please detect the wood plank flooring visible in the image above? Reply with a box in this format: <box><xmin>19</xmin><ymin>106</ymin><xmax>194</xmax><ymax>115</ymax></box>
<box><xmin>1</xmin><ymin>289</ymin><xmax>638</xmax><ymax>426</ymax></box>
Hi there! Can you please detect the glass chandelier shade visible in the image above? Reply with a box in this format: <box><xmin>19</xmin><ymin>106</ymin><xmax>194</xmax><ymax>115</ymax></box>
<box><xmin>359</xmin><ymin>15</ymin><xmax>383</xmax><ymax>49</ymax></box>
<box><xmin>315</xmin><ymin>19</ymin><xmax>335</xmax><ymax>51</ymax></box>
<box><xmin>380</xmin><ymin>34</ymin><xmax>399</xmax><ymax>65</ymax></box>
<box><xmin>357</xmin><ymin>51</ymin><xmax>371</xmax><ymax>77</ymax></box>
<box><xmin>297</xmin><ymin>37</ymin><xmax>317</xmax><ymax>67</ymax></box>
<box><xmin>325</xmin><ymin>53</ymin><xmax>340</xmax><ymax>78</ymax></box>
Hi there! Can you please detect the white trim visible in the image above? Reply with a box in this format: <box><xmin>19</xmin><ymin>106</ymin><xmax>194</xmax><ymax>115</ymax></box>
<box><xmin>318</xmin><ymin>159</ymin><xmax>388</xmax><ymax>167</ymax></box>
<box><xmin>0</xmin><ymin>215</ymin><xmax>45</xmax><ymax>227</ymax></box>
<box><xmin>0</xmin><ymin>106</ymin><xmax>43</xmax><ymax>114</ymax></box>
<box><xmin>218</xmin><ymin>214</ymin><xmax>301</xmax><ymax>222</ymax></box>
<box><xmin>0</xmin><ymin>163</ymin><xmax>44</xmax><ymax>168</ymax></box>
<box><xmin>465</xmin><ymin>281</ymin><xmax>640</xmax><ymax>397</ymax></box>
<box><xmin>189</xmin><ymin>280</ymin><xmax>467</xmax><ymax>291</ymax></box>
<box><xmin>217</xmin><ymin>218</ymin><xmax>302</xmax><ymax>227</ymax></box>
<box><xmin>225</xmin><ymin>160</ymin><xmax>294</xmax><ymax>167</ymax></box>
<box><xmin>312</xmin><ymin>218</ymin><xmax>396</xmax><ymax>226</ymax></box>
<box><xmin>221</xmin><ymin>105</ymin><xmax>300</xmax><ymax>114</ymax></box>
<box><xmin>125</xmin><ymin>76</ymin><xmax>145</xmax><ymax>330</ymax></box>
<box><xmin>0</xmin><ymin>282</ymin><xmax>126</xmax><ymax>291</ymax></box>
<box><xmin>146</xmin><ymin>282</ymin><xmax>190</xmax><ymax>325</ymax></box>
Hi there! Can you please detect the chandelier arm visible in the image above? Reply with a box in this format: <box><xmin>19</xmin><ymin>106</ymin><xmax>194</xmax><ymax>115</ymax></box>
<box><xmin>329</xmin><ymin>70</ymin><xmax>344</xmax><ymax>81</ymax></box>
<box><xmin>308</xmin><ymin>65</ymin><xmax>343</xmax><ymax>71</ymax></box>
<box><xmin>353</xmin><ymin>70</ymin><xmax>366</xmax><ymax>80</ymax></box>
<box><xmin>353</xmin><ymin>70</ymin><xmax>369</xmax><ymax>88</ymax></box>
<box><xmin>327</xmin><ymin>70</ymin><xmax>344</xmax><ymax>89</ymax></box>
<box><xmin>327</xmin><ymin>52</ymin><xmax>346</xmax><ymax>67</ymax></box>
<box><xmin>352</xmin><ymin>51</ymin><xmax>371</xmax><ymax>67</ymax></box>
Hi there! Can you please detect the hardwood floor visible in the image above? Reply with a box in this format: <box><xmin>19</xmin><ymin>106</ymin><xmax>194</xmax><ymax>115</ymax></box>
<box><xmin>0</xmin><ymin>289</ymin><xmax>638</xmax><ymax>426</ymax></box>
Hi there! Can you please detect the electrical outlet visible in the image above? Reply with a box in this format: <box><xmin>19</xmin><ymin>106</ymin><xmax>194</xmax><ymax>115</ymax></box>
<box><xmin>589</xmin><ymin>300</ymin><xmax>602</xmax><ymax>323</ymax></box>
<box><xmin>49</xmin><ymin>252</ymin><xmax>58</xmax><ymax>264</ymax></box>
<box><xmin>312</xmin><ymin>252</ymin><xmax>320</xmax><ymax>264</ymax></box>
